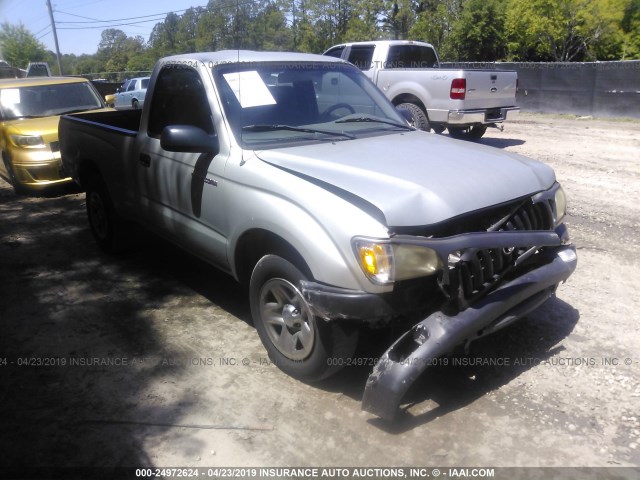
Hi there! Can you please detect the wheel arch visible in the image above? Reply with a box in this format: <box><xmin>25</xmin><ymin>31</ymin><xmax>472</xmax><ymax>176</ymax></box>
<box><xmin>233</xmin><ymin>228</ymin><xmax>313</xmax><ymax>286</ymax></box>
<box><xmin>391</xmin><ymin>93</ymin><xmax>426</xmax><ymax>111</ymax></box>
<box><xmin>76</xmin><ymin>158</ymin><xmax>103</xmax><ymax>190</ymax></box>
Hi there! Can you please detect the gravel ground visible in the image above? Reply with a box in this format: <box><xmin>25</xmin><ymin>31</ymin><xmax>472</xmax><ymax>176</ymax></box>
<box><xmin>0</xmin><ymin>113</ymin><xmax>639</xmax><ymax>472</ymax></box>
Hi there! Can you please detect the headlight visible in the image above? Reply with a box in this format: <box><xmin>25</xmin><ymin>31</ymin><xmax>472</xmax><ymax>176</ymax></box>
<box><xmin>10</xmin><ymin>135</ymin><xmax>45</xmax><ymax>148</ymax></box>
<box><xmin>353</xmin><ymin>238</ymin><xmax>442</xmax><ymax>285</ymax></box>
<box><xmin>554</xmin><ymin>185</ymin><xmax>567</xmax><ymax>224</ymax></box>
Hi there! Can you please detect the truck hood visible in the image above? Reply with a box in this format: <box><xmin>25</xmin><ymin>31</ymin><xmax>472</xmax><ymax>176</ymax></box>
<box><xmin>255</xmin><ymin>131</ymin><xmax>556</xmax><ymax>227</ymax></box>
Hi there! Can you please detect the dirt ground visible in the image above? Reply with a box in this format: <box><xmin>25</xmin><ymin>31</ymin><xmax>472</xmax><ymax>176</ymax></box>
<box><xmin>0</xmin><ymin>113</ymin><xmax>639</xmax><ymax>473</ymax></box>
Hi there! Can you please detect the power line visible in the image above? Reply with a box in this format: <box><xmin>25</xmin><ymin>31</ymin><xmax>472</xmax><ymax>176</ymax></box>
<box><xmin>33</xmin><ymin>24</ymin><xmax>53</xmax><ymax>37</ymax></box>
<box><xmin>55</xmin><ymin>9</ymin><xmax>187</xmax><ymax>24</ymax></box>
<box><xmin>52</xmin><ymin>0</ymin><xmax>253</xmax><ymax>30</ymax></box>
<box><xmin>57</xmin><ymin>19</ymin><xmax>168</xmax><ymax>30</ymax></box>
<box><xmin>36</xmin><ymin>29</ymin><xmax>52</xmax><ymax>41</ymax></box>
<box><xmin>53</xmin><ymin>11</ymin><xmax>102</xmax><ymax>22</ymax></box>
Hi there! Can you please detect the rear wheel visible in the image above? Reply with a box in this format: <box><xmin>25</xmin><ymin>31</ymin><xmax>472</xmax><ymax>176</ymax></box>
<box><xmin>132</xmin><ymin>99</ymin><xmax>139</xmax><ymax>110</ymax></box>
<box><xmin>249</xmin><ymin>254</ymin><xmax>358</xmax><ymax>382</ymax></box>
<box><xmin>85</xmin><ymin>173</ymin><xmax>127</xmax><ymax>253</ymax></box>
<box><xmin>448</xmin><ymin>125</ymin><xmax>488</xmax><ymax>140</ymax></box>
<box><xmin>396</xmin><ymin>103</ymin><xmax>431</xmax><ymax>132</ymax></box>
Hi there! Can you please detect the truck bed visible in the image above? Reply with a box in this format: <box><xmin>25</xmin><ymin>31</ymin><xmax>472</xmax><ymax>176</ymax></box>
<box><xmin>64</xmin><ymin>108</ymin><xmax>142</xmax><ymax>135</ymax></box>
<box><xmin>376</xmin><ymin>68</ymin><xmax>517</xmax><ymax>111</ymax></box>
<box><xmin>59</xmin><ymin>109</ymin><xmax>142</xmax><ymax>210</ymax></box>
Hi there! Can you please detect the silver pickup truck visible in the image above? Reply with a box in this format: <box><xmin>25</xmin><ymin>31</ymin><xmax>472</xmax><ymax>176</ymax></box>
<box><xmin>324</xmin><ymin>40</ymin><xmax>520</xmax><ymax>139</ymax></box>
<box><xmin>59</xmin><ymin>51</ymin><xmax>576</xmax><ymax>420</ymax></box>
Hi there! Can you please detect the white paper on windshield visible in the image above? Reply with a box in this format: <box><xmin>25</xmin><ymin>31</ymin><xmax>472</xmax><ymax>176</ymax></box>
<box><xmin>0</xmin><ymin>88</ymin><xmax>21</xmax><ymax>106</ymax></box>
<box><xmin>223</xmin><ymin>71</ymin><xmax>276</xmax><ymax>108</ymax></box>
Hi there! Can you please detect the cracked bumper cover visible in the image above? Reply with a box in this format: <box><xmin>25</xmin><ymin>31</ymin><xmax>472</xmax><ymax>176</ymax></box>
<box><xmin>361</xmin><ymin>244</ymin><xmax>577</xmax><ymax>420</ymax></box>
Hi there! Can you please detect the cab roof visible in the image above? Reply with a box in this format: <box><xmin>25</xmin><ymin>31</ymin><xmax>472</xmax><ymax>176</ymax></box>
<box><xmin>160</xmin><ymin>50</ymin><xmax>346</xmax><ymax>66</ymax></box>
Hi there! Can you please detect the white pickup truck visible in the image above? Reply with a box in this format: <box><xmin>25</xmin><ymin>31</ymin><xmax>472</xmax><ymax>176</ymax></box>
<box><xmin>324</xmin><ymin>40</ymin><xmax>520</xmax><ymax>139</ymax></box>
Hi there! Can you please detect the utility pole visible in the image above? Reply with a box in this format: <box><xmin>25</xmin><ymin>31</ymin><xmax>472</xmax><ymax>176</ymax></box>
<box><xmin>46</xmin><ymin>0</ymin><xmax>63</xmax><ymax>75</ymax></box>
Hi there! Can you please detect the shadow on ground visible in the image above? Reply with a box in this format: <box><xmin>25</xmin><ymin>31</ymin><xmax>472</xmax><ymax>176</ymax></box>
<box><xmin>319</xmin><ymin>297</ymin><xmax>579</xmax><ymax>432</ymax></box>
<box><xmin>477</xmin><ymin>137</ymin><xmax>526</xmax><ymax>149</ymax></box>
<box><xmin>436</xmin><ymin>132</ymin><xmax>525</xmax><ymax>149</ymax></box>
<box><xmin>0</xmin><ymin>182</ymin><xmax>245</xmax><ymax>470</ymax></box>
<box><xmin>0</xmin><ymin>177</ymin><xmax>581</xmax><ymax>465</ymax></box>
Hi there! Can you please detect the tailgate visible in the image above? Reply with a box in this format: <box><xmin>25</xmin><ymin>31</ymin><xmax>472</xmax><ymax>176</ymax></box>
<box><xmin>462</xmin><ymin>70</ymin><xmax>517</xmax><ymax>110</ymax></box>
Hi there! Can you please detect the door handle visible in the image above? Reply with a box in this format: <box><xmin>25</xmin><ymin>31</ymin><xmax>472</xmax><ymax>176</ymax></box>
<box><xmin>139</xmin><ymin>154</ymin><xmax>151</xmax><ymax>167</ymax></box>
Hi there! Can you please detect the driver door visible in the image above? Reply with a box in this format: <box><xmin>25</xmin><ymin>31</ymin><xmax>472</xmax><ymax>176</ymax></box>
<box><xmin>136</xmin><ymin>66</ymin><xmax>229</xmax><ymax>268</ymax></box>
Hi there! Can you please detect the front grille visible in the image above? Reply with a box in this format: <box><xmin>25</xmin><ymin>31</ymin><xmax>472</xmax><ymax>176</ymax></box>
<box><xmin>497</xmin><ymin>199</ymin><xmax>553</xmax><ymax>232</ymax></box>
<box><xmin>440</xmin><ymin>199</ymin><xmax>555</xmax><ymax>308</ymax></box>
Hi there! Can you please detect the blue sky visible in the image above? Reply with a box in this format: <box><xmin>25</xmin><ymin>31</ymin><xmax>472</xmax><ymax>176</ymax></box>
<box><xmin>0</xmin><ymin>0</ymin><xmax>209</xmax><ymax>56</ymax></box>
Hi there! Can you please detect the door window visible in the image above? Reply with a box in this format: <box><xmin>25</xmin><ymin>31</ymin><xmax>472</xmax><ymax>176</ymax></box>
<box><xmin>324</xmin><ymin>46</ymin><xmax>345</xmax><ymax>59</ymax></box>
<box><xmin>347</xmin><ymin>45</ymin><xmax>375</xmax><ymax>70</ymax></box>
<box><xmin>148</xmin><ymin>67</ymin><xmax>214</xmax><ymax>138</ymax></box>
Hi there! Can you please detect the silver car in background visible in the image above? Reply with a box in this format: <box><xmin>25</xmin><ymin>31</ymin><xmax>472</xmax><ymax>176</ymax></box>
<box><xmin>113</xmin><ymin>76</ymin><xmax>149</xmax><ymax>110</ymax></box>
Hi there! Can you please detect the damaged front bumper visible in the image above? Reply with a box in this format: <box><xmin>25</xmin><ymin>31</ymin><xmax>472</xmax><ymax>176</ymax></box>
<box><xmin>361</xmin><ymin>243</ymin><xmax>577</xmax><ymax>420</ymax></box>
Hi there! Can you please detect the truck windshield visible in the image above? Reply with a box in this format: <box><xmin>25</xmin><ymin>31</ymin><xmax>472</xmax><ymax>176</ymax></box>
<box><xmin>0</xmin><ymin>81</ymin><xmax>103</xmax><ymax>120</ymax></box>
<box><xmin>212</xmin><ymin>62</ymin><xmax>411</xmax><ymax>148</ymax></box>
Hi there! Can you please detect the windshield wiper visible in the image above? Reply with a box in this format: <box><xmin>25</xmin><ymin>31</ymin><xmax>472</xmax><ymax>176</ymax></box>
<box><xmin>243</xmin><ymin>124</ymin><xmax>355</xmax><ymax>139</ymax></box>
<box><xmin>335</xmin><ymin>116</ymin><xmax>414</xmax><ymax>131</ymax></box>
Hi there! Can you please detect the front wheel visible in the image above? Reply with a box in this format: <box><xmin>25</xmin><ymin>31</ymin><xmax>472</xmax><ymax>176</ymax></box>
<box><xmin>249</xmin><ymin>255</ymin><xmax>358</xmax><ymax>382</ymax></box>
<box><xmin>448</xmin><ymin>125</ymin><xmax>488</xmax><ymax>140</ymax></box>
<box><xmin>132</xmin><ymin>99</ymin><xmax>139</xmax><ymax>110</ymax></box>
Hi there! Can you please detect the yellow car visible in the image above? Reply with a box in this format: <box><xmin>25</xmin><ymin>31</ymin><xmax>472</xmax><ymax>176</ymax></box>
<box><xmin>0</xmin><ymin>76</ymin><xmax>108</xmax><ymax>193</ymax></box>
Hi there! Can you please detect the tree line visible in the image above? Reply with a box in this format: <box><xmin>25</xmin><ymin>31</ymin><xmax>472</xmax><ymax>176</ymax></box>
<box><xmin>1</xmin><ymin>0</ymin><xmax>639</xmax><ymax>78</ymax></box>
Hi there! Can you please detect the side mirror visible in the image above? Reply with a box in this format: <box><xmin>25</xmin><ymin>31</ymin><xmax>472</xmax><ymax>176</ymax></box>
<box><xmin>161</xmin><ymin>125</ymin><xmax>219</xmax><ymax>155</ymax></box>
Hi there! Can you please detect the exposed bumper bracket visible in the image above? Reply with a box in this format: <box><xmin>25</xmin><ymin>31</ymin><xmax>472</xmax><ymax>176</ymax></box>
<box><xmin>361</xmin><ymin>244</ymin><xmax>577</xmax><ymax>421</ymax></box>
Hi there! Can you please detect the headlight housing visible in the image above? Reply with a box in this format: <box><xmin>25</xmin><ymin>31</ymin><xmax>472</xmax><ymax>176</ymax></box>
<box><xmin>554</xmin><ymin>185</ymin><xmax>567</xmax><ymax>224</ymax></box>
<box><xmin>10</xmin><ymin>134</ymin><xmax>45</xmax><ymax>148</ymax></box>
<box><xmin>353</xmin><ymin>238</ymin><xmax>442</xmax><ymax>285</ymax></box>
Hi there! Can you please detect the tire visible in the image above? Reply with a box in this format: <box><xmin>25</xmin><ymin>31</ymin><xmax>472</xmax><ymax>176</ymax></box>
<box><xmin>85</xmin><ymin>173</ymin><xmax>127</xmax><ymax>253</ymax></box>
<box><xmin>249</xmin><ymin>254</ymin><xmax>359</xmax><ymax>382</ymax></box>
<box><xmin>396</xmin><ymin>103</ymin><xmax>431</xmax><ymax>131</ymax></box>
<box><xmin>132</xmin><ymin>99</ymin><xmax>139</xmax><ymax>110</ymax></box>
<box><xmin>448</xmin><ymin>125</ymin><xmax>488</xmax><ymax>140</ymax></box>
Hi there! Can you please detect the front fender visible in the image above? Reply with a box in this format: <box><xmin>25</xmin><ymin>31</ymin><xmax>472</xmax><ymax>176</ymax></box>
<box><xmin>226</xmin><ymin>188</ymin><xmax>377</xmax><ymax>292</ymax></box>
